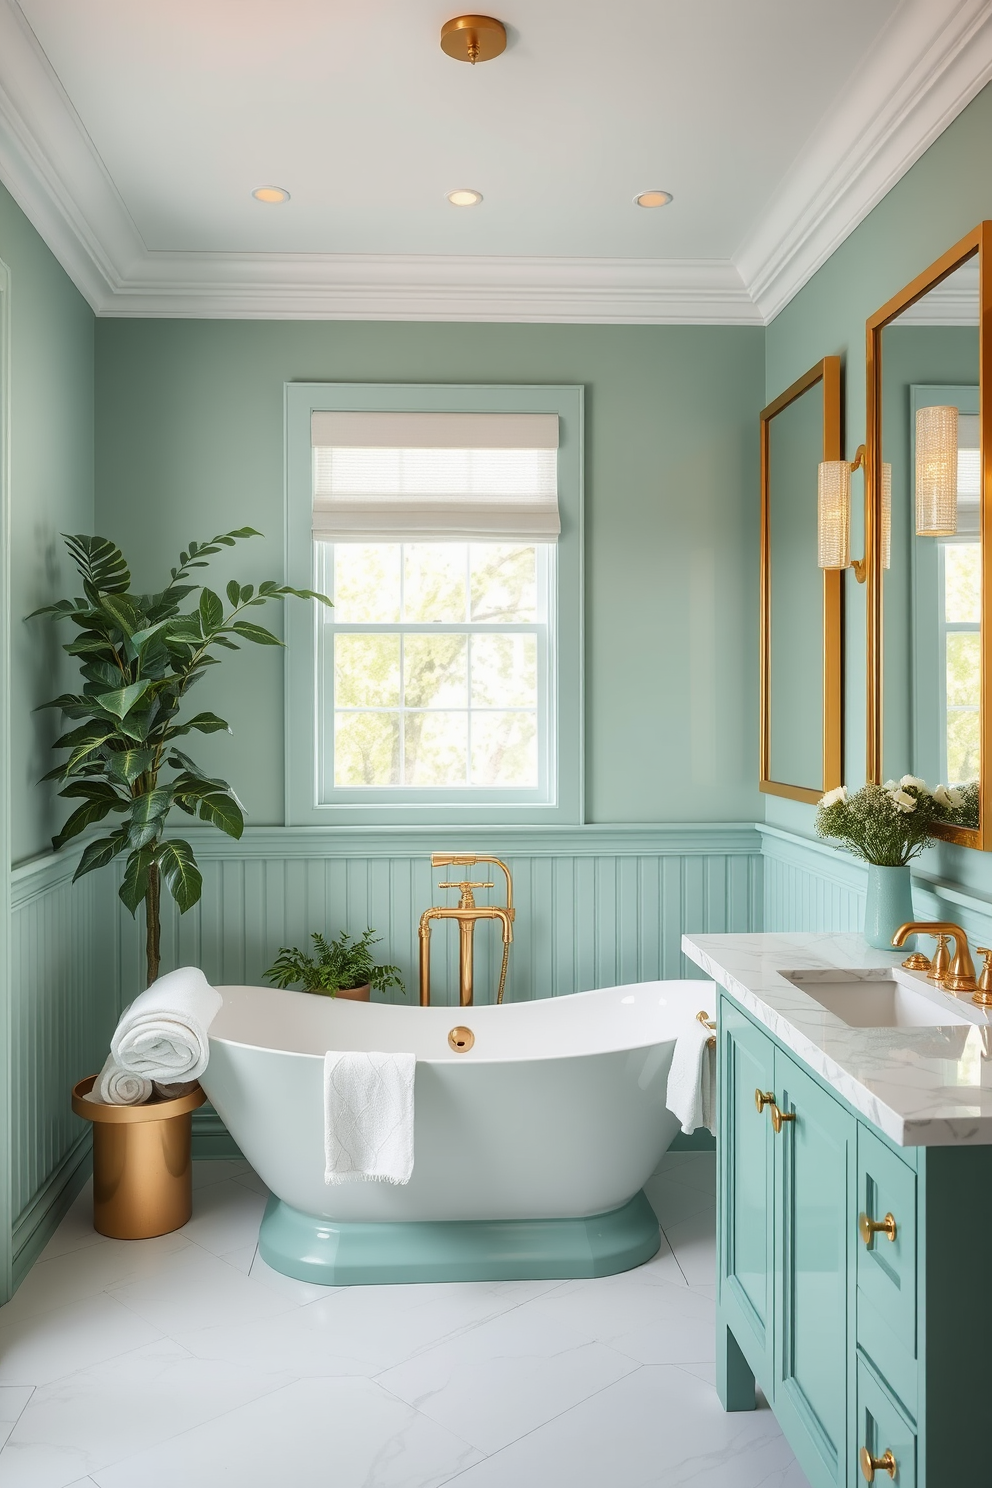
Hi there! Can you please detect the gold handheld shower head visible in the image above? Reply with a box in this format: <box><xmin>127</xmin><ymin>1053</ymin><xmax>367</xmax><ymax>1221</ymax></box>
<box><xmin>431</xmin><ymin>854</ymin><xmax>479</xmax><ymax>868</ymax></box>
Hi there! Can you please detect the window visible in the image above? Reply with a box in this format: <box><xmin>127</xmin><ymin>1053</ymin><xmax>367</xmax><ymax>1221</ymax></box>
<box><xmin>940</xmin><ymin>540</ymin><xmax>980</xmax><ymax>785</ymax></box>
<box><xmin>285</xmin><ymin>386</ymin><xmax>583</xmax><ymax>825</ymax></box>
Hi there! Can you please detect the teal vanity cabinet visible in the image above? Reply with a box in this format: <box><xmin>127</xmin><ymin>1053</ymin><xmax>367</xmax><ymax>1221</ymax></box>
<box><xmin>717</xmin><ymin>993</ymin><xmax>992</xmax><ymax>1488</ymax></box>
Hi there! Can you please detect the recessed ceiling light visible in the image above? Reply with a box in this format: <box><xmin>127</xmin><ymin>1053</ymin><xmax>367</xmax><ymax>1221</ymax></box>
<box><xmin>252</xmin><ymin>185</ymin><xmax>290</xmax><ymax>204</ymax></box>
<box><xmin>447</xmin><ymin>188</ymin><xmax>483</xmax><ymax>207</ymax></box>
<box><xmin>635</xmin><ymin>189</ymin><xmax>673</xmax><ymax>208</ymax></box>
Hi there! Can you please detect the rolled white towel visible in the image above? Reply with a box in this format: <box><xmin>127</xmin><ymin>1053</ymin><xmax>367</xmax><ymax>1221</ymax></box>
<box><xmin>324</xmin><ymin>1050</ymin><xmax>416</xmax><ymax>1185</ymax></box>
<box><xmin>111</xmin><ymin>967</ymin><xmax>222</xmax><ymax>1082</ymax></box>
<box><xmin>85</xmin><ymin>1054</ymin><xmax>153</xmax><ymax>1106</ymax></box>
<box><xmin>666</xmin><ymin>1018</ymin><xmax>716</xmax><ymax>1136</ymax></box>
<box><xmin>153</xmin><ymin>1080</ymin><xmax>199</xmax><ymax>1101</ymax></box>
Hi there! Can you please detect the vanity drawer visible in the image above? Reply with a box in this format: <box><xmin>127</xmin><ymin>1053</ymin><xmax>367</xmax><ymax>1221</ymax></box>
<box><xmin>856</xmin><ymin>1128</ymin><xmax>917</xmax><ymax>1353</ymax></box>
<box><xmin>856</xmin><ymin>1359</ymin><xmax>916</xmax><ymax>1488</ymax></box>
<box><xmin>856</xmin><ymin>1289</ymin><xmax>917</xmax><ymax>1423</ymax></box>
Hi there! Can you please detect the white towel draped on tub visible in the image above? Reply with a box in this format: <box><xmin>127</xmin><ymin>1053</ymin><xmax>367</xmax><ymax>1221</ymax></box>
<box><xmin>666</xmin><ymin>1019</ymin><xmax>716</xmax><ymax>1136</ymax></box>
<box><xmin>323</xmin><ymin>1050</ymin><xmax>416</xmax><ymax>1185</ymax></box>
<box><xmin>111</xmin><ymin>967</ymin><xmax>222</xmax><ymax>1082</ymax></box>
<box><xmin>85</xmin><ymin>1053</ymin><xmax>153</xmax><ymax>1106</ymax></box>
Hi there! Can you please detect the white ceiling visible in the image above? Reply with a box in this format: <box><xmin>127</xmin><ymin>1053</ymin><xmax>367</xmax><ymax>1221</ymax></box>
<box><xmin>0</xmin><ymin>0</ymin><xmax>991</xmax><ymax>322</ymax></box>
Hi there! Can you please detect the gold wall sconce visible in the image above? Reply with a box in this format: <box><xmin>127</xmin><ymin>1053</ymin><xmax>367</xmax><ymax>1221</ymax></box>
<box><xmin>916</xmin><ymin>404</ymin><xmax>958</xmax><ymax>535</ymax></box>
<box><xmin>440</xmin><ymin>14</ymin><xmax>507</xmax><ymax>63</ymax></box>
<box><xmin>818</xmin><ymin>446</ymin><xmax>892</xmax><ymax>578</ymax></box>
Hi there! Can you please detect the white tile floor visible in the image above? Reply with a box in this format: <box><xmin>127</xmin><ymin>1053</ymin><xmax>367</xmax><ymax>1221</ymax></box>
<box><xmin>0</xmin><ymin>1152</ymin><xmax>813</xmax><ymax>1487</ymax></box>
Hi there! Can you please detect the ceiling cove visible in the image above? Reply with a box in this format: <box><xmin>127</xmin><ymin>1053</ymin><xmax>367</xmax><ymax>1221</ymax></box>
<box><xmin>0</xmin><ymin>0</ymin><xmax>989</xmax><ymax>325</ymax></box>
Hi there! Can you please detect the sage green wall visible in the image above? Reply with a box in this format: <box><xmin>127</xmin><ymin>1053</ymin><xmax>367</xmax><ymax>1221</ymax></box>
<box><xmin>94</xmin><ymin>320</ymin><xmax>763</xmax><ymax>825</ymax></box>
<box><xmin>763</xmin><ymin>77</ymin><xmax>992</xmax><ymax>895</ymax></box>
<box><xmin>0</xmin><ymin>182</ymin><xmax>95</xmax><ymax>865</ymax></box>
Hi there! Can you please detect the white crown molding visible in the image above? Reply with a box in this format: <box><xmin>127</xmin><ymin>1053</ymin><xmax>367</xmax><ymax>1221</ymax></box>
<box><xmin>736</xmin><ymin>0</ymin><xmax>992</xmax><ymax>323</ymax></box>
<box><xmin>96</xmin><ymin>252</ymin><xmax>762</xmax><ymax>325</ymax></box>
<box><xmin>0</xmin><ymin>0</ymin><xmax>990</xmax><ymax>323</ymax></box>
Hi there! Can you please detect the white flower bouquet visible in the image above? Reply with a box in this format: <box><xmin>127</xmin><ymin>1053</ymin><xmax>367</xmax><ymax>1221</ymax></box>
<box><xmin>816</xmin><ymin>776</ymin><xmax>974</xmax><ymax>865</ymax></box>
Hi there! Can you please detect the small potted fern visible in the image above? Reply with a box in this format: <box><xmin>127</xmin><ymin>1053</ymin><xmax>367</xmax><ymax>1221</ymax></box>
<box><xmin>263</xmin><ymin>930</ymin><xmax>404</xmax><ymax>1001</ymax></box>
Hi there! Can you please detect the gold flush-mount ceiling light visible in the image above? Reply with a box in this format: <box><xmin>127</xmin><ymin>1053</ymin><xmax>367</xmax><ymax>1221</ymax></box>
<box><xmin>635</xmin><ymin>190</ymin><xmax>673</xmax><ymax>208</ymax></box>
<box><xmin>252</xmin><ymin>186</ymin><xmax>290</xmax><ymax>204</ymax></box>
<box><xmin>447</xmin><ymin>189</ymin><xmax>483</xmax><ymax>206</ymax></box>
<box><xmin>440</xmin><ymin>14</ymin><xmax>507</xmax><ymax>64</ymax></box>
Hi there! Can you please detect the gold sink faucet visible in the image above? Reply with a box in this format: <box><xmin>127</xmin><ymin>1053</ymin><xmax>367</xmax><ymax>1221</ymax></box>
<box><xmin>419</xmin><ymin>854</ymin><xmax>515</xmax><ymax>1007</ymax></box>
<box><xmin>891</xmin><ymin>921</ymin><xmax>977</xmax><ymax>994</ymax></box>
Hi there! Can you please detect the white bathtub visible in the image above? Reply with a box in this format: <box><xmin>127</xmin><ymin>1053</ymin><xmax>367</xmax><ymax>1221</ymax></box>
<box><xmin>201</xmin><ymin>979</ymin><xmax>715</xmax><ymax>1284</ymax></box>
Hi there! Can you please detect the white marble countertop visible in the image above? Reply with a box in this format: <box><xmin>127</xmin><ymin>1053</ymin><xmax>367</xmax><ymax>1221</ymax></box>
<box><xmin>682</xmin><ymin>931</ymin><xmax>992</xmax><ymax>1147</ymax></box>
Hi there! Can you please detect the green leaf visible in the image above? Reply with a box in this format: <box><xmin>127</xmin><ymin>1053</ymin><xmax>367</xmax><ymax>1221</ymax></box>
<box><xmin>199</xmin><ymin>588</ymin><xmax>224</xmax><ymax>633</ymax></box>
<box><xmin>119</xmin><ymin>846</ymin><xmax>156</xmax><ymax>915</ymax></box>
<box><xmin>59</xmin><ymin>780</ymin><xmax>127</xmax><ymax>803</ymax></box>
<box><xmin>239</xmin><ymin>584</ymin><xmax>254</xmax><ymax>603</ymax></box>
<box><xmin>157</xmin><ymin>839</ymin><xmax>203</xmax><ymax>913</ymax></box>
<box><xmin>226</xmin><ymin>579</ymin><xmax>241</xmax><ymax>606</ymax></box>
<box><xmin>229</xmin><ymin>621</ymin><xmax>283</xmax><ymax>646</ymax></box>
<box><xmin>129</xmin><ymin>620</ymin><xmax>169</xmax><ymax>653</ymax></box>
<box><xmin>63</xmin><ymin>728</ymin><xmax>118</xmax><ymax>773</ymax></box>
<box><xmin>197</xmin><ymin>790</ymin><xmax>244</xmax><ymax>838</ymax></box>
<box><xmin>63</xmin><ymin>534</ymin><xmax>131</xmax><ymax>594</ymax></box>
<box><xmin>126</xmin><ymin>787</ymin><xmax>172</xmax><ymax>849</ymax></box>
<box><xmin>100</xmin><ymin>593</ymin><xmax>143</xmax><ymax>637</ymax></box>
<box><xmin>72</xmin><ymin>831</ymin><xmax>128</xmax><ymax>881</ymax></box>
<box><xmin>166</xmin><ymin>712</ymin><xmax>230</xmax><ymax>737</ymax></box>
<box><xmin>95</xmin><ymin>681</ymin><xmax>153</xmax><ymax>719</ymax></box>
<box><xmin>53</xmin><ymin>794</ymin><xmax>125</xmax><ymax>850</ymax></box>
<box><xmin>105</xmin><ymin>747</ymin><xmax>156</xmax><ymax>785</ymax></box>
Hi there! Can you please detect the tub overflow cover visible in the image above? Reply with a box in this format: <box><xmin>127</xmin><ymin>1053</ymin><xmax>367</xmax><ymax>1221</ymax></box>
<box><xmin>448</xmin><ymin>1026</ymin><xmax>475</xmax><ymax>1052</ymax></box>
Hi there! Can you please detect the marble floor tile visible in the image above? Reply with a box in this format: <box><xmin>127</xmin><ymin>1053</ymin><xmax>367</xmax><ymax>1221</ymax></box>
<box><xmin>217</xmin><ymin>1243</ymin><xmax>257</xmax><ymax>1276</ymax></box>
<box><xmin>105</xmin><ymin>1244</ymin><xmax>296</xmax><ymax>1335</ymax></box>
<box><xmin>441</xmin><ymin>1364</ymin><xmax>813</xmax><ymax>1488</ymax></box>
<box><xmin>0</xmin><ymin>1338</ymin><xmax>291</xmax><ymax>1488</ymax></box>
<box><xmin>663</xmin><ymin>1206</ymin><xmax>718</xmax><ymax>1287</ymax></box>
<box><xmin>190</xmin><ymin>1160</ymin><xmax>252</xmax><ymax>1190</ymax></box>
<box><xmin>245</xmin><ymin>1250</ymin><xmax>334</xmax><ymax>1306</ymax></box>
<box><xmin>36</xmin><ymin>1190</ymin><xmax>105</xmax><ymax>1265</ymax></box>
<box><xmin>89</xmin><ymin>1377</ymin><xmax>483</xmax><ymax>1488</ymax></box>
<box><xmin>378</xmin><ymin>1307</ymin><xmax>639</xmax><ymax>1454</ymax></box>
<box><xmin>0</xmin><ymin>1293</ymin><xmax>163</xmax><ymax>1389</ymax></box>
<box><xmin>230</xmin><ymin>1168</ymin><xmax>270</xmax><ymax>1198</ymax></box>
<box><xmin>0</xmin><ymin>1387</ymin><xmax>33</xmax><ymax>1449</ymax></box>
<box><xmin>172</xmin><ymin>1179</ymin><xmax>267</xmax><ymax>1257</ymax></box>
<box><xmin>509</xmin><ymin>1273</ymin><xmax>716</xmax><ymax>1365</ymax></box>
<box><xmin>0</xmin><ymin>1233</ymin><xmax>191</xmax><ymax>1329</ymax></box>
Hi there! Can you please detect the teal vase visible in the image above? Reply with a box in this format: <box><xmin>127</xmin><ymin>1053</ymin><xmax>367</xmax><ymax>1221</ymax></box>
<box><xmin>863</xmin><ymin>864</ymin><xmax>915</xmax><ymax>950</ymax></box>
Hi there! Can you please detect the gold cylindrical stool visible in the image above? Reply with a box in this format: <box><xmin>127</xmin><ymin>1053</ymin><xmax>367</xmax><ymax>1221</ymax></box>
<box><xmin>71</xmin><ymin>1076</ymin><xmax>206</xmax><ymax>1239</ymax></box>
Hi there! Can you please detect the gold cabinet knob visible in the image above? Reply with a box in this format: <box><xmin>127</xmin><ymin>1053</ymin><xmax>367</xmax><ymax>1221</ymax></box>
<box><xmin>770</xmin><ymin>1103</ymin><xmax>795</xmax><ymax>1134</ymax></box>
<box><xmin>860</xmin><ymin>1445</ymin><xmax>897</xmax><ymax>1481</ymax></box>
<box><xmin>755</xmin><ymin>1089</ymin><xmax>775</xmax><ymax>1114</ymax></box>
<box><xmin>859</xmin><ymin>1211</ymin><xmax>897</xmax><ymax>1245</ymax></box>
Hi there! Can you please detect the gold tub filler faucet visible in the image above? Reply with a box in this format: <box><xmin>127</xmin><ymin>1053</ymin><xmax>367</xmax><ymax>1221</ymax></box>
<box><xmin>420</xmin><ymin>854</ymin><xmax>514</xmax><ymax>1007</ymax></box>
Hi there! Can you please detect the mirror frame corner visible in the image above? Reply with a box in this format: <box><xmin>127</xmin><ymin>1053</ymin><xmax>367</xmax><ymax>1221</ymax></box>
<box><xmin>759</xmin><ymin>354</ymin><xmax>843</xmax><ymax>805</ymax></box>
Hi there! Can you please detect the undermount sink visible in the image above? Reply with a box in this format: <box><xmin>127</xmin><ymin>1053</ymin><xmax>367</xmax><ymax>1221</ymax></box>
<box><xmin>781</xmin><ymin>969</ymin><xmax>972</xmax><ymax>1028</ymax></box>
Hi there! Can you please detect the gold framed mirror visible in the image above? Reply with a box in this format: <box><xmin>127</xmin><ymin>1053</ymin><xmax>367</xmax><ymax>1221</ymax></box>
<box><xmin>760</xmin><ymin>357</ymin><xmax>843</xmax><ymax>803</ymax></box>
<box><xmin>866</xmin><ymin>222</ymin><xmax>991</xmax><ymax>846</ymax></box>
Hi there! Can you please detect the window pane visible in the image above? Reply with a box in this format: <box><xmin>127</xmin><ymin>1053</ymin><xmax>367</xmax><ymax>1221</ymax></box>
<box><xmin>403</xmin><ymin>635</ymin><xmax>468</xmax><ymax>708</ymax></box>
<box><xmin>471</xmin><ymin>635</ymin><xmax>537</xmax><ymax>707</ymax></box>
<box><xmin>403</xmin><ymin>544</ymin><xmax>467</xmax><ymax>622</ymax></box>
<box><xmin>946</xmin><ymin>631</ymin><xmax>980</xmax><ymax>708</ymax></box>
<box><xmin>404</xmin><ymin>711</ymin><xmax>468</xmax><ymax>785</ymax></box>
<box><xmin>333</xmin><ymin>543</ymin><xmax>401</xmax><ymax>622</ymax></box>
<box><xmin>470</xmin><ymin>544</ymin><xmax>537</xmax><ymax>622</ymax></box>
<box><xmin>471</xmin><ymin>712</ymin><xmax>538</xmax><ymax>786</ymax></box>
<box><xmin>947</xmin><ymin>709</ymin><xmax>980</xmax><ymax>786</ymax></box>
<box><xmin>945</xmin><ymin>542</ymin><xmax>981</xmax><ymax>623</ymax></box>
<box><xmin>335</xmin><ymin>635</ymin><xmax>400</xmax><ymax>707</ymax></box>
<box><xmin>335</xmin><ymin>712</ymin><xmax>400</xmax><ymax>785</ymax></box>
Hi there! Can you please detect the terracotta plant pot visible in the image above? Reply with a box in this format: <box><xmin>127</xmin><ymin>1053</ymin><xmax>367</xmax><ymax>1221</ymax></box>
<box><xmin>72</xmin><ymin>1076</ymin><xmax>206</xmax><ymax>1239</ymax></box>
<box><xmin>329</xmin><ymin>983</ymin><xmax>371</xmax><ymax>1002</ymax></box>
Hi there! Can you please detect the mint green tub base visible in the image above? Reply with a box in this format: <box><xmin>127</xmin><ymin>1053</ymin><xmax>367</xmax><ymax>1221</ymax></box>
<box><xmin>258</xmin><ymin>1190</ymin><xmax>661</xmax><ymax>1286</ymax></box>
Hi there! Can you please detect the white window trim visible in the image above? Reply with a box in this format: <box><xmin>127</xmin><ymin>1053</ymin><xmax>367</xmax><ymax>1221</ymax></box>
<box><xmin>284</xmin><ymin>383</ymin><xmax>584</xmax><ymax>826</ymax></box>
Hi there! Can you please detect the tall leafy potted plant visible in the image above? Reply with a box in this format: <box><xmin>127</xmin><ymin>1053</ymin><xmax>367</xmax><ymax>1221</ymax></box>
<box><xmin>31</xmin><ymin>530</ymin><xmax>330</xmax><ymax>985</ymax></box>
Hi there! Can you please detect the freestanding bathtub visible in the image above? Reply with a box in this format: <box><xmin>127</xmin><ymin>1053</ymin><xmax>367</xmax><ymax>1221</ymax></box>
<box><xmin>200</xmin><ymin>978</ymin><xmax>715</xmax><ymax>1285</ymax></box>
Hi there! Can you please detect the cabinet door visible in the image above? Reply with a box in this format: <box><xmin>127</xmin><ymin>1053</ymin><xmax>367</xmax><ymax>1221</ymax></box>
<box><xmin>773</xmin><ymin>1051</ymin><xmax>855</xmax><ymax>1488</ymax></box>
<box><xmin>719</xmin><ymin>1002</ymin><xmax>776</xmax><ymax>1383</ymax></box>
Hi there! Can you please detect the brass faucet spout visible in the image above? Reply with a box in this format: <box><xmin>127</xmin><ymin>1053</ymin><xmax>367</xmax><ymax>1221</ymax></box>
<box><xmin>892</xmin><ymin>921</ymin><xmax>977</xmax><ymax>992</ymax></box>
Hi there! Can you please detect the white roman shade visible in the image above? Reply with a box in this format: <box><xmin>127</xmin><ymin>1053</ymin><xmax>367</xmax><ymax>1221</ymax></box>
<box><xmin>312</xmin><ymin>411</ymin><xmax>560</xmax><ymax>542</ymax></box>
<box><xmin>956</xmin><ymin>413</ymin><xmax>981</xmax><ymax>538</ymax></box>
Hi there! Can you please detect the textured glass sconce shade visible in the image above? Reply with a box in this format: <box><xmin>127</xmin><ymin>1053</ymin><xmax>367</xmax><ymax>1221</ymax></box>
<box><xmin>818</xmin><ymin>460</ymin><xmax>851</xmax><ymax>569</ymax></box>
<box><xmin>916</xmin><ymin>405</ymin><xmax>958</xmax><ymax>535</ymax></box>
<box><xmin>881</xmin><ymin>461</ymin><xmax>891</xmax><ymax>570</ymax></box>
